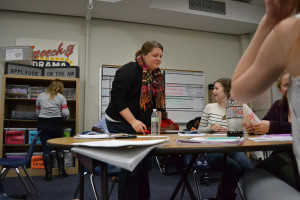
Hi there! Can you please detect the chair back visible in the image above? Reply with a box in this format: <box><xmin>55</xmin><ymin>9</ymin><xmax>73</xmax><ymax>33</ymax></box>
<box><xmin>22</xmin><ymin>131</ymin><xmax>41</xmax><ymax>165</ymax></box>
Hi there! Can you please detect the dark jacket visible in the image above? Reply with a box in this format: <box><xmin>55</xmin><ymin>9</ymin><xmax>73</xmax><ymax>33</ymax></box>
<box><xmin>263</xmin><ymin>98</ymin><xmax>291</xmax><ymax>134</ymax></box>
<box><xmin>105</xmin><ymin>61</ymin><xmax>160</xmax><ymax>128</ymax></box>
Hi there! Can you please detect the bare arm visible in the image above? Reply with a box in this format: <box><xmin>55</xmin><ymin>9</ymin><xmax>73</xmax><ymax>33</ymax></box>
<box><xmin>232</xmin><ymin>0</ymin><xmax>295</xmax><ymax>103</ymax></box>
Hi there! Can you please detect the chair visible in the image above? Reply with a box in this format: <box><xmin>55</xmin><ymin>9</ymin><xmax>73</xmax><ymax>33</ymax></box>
<box><xmin>0</xmin><ymin>131</ymin><xmax>41</xmax><ymax>200</ymax></box>
<box><xmin>73</xmin><ymin>130</ymin><xmax>121</xmax><ymax>200</ymax></box>
<box><xmin>185</xmin><ymin>154</ymin><xmax>244</xmax><ymax>200</ymax></box>
<box><xmin>73</xmin><ymin>164</ymin><xmax>121</xmax><ymax>200</ymax></box>
<box><xmin>240</xmin><ymin>168</ymin><xmax>300</xmax><ymax>200</ymax></box>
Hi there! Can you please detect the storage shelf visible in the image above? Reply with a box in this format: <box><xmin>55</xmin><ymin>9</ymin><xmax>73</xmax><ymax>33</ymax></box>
<box><xmin>0</xmin><ymin>75</ymin><xmax>79</xmax><ymax>177</ymax></box>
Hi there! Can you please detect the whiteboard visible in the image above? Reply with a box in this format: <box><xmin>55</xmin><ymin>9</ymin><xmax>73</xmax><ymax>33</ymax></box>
<box><xmin>99</xmin><ymin>65</ymin><xmax>205</xmax><ymax>123</ymax></box>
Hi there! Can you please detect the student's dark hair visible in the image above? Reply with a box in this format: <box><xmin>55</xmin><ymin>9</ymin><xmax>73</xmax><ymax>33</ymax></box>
<box><xmin>135</xmin><ymin>41</ymin><xmax>163</xmax><ymax>60</ymax></box>
<box><xmin>194</xmin><ymin>117</ymin><xmax>201</xmax><ymax>121</ymax></box>
<box><xmin>214</xmin><ymin>78</ymin><xmax>231</xmax><ymax>99</ymax></box>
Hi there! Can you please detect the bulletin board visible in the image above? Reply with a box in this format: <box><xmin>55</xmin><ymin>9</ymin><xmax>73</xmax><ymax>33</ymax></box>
<box><xmin>99</xmin><ymin>65</ymin><xmax>205</xmax><ymax>123</ymax></box>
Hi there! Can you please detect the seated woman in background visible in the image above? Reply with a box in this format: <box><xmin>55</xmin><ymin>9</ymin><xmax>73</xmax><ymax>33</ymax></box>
<box><xmin>244</xmin><ymin>72</ymin><xmax>295</xmax><ymax>186</ymax></box>
<box><xmin>243</xmin><ymin>72</ymin><xmax>291</xmax><ymax>135</ymax></box>
<box><xmin>186</xmin><ymin>117</ymin><xmax>201</xmax><ymax>131</ymax></box>
<box><xmin>199</xmin><ymin>78</ymin><xmax>253</xmax><ymax>200</ymax></box>
<box><xmin>160</xmin><ymin>111</ymin><xmax>179</xmax><ymax>131</ymax></box>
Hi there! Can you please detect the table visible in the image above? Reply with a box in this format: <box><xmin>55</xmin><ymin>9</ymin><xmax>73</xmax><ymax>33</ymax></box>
<box><xmin>47</xmin><ymin>134</ymin><xmax>292</xmax><ymax>200</ymax></box>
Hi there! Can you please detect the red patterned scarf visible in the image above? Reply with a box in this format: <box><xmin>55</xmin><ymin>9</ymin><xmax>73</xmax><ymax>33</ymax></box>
<box><xmin>136</xmin><ymin>55</ymin><xmax>165</xmax><ymax>111</ymax></box>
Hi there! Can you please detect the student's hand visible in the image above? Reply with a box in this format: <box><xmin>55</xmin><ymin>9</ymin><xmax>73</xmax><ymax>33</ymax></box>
<box><xmin>211</xmin><ymin>124</ymin><xmax>227</xmax><ymax>133</ymax></box>
<box><xmin>211</xmin><ymin>124</ymin><xmax>220</xmax><ymax>132</ymax></box>
<box><xmin>252</xmin><ymin>120</ymin><xmax>270</xmax><ymax>135</ymax></box>
<box><xmin>265</xmin><ymin>0</ymin><xmax>295</xmax><ymax>25</ymax></box>
<box><xmin>131</xmin><ymin>119</ymin><xmax>147</xmax><ymax>135</ymax></box>
<box><xmin>243</xmin><ymin>122</ymin><xmax>254</xmax><ymax>133</ymax></box>
<box><xmin>218</xmin><ymin>126</ymin><xmax>228</xmax><ymax>133</ymax></box>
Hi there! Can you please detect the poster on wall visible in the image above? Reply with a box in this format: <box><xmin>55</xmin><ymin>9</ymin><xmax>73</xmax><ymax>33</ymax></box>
<box><xmin>16</xmin><ymin>38</ymin><xmax>79</xmax><ymax>68</ymax></box>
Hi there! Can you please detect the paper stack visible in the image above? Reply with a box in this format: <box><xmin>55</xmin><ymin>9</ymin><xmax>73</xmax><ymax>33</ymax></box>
<box><xmin>71</xmin><ymin>138</ymin><xmax>169</xmax><ymax>171</ymax></box>
<box><xmin>176</xmin><ymin>137</ymin><xmax>244</xmax><ymax>145</ymax></box>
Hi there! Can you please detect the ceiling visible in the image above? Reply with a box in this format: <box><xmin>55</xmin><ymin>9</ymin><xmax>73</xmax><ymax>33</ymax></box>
<box><xmin>0</xmin><ymin>0</ymin><xmax>265</xmax><ymax>35</ymax></box>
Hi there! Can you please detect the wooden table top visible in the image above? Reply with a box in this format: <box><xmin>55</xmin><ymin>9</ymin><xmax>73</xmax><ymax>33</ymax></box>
<box><xmin>47</xmin><ymin>134</ymin><xmax>292</xmax><ymax>155</ymax></box>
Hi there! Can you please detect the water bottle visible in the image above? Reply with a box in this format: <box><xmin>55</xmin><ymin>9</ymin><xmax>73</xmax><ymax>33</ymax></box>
<box><xmin>226</xmin><ymin>97</ymin><xmax>244</xmax><ymax>137</ymax></box>
<box><xmin>151</xmin><ymin>109</ymin><xmax>159</xmax><ymax>135</ymax></box>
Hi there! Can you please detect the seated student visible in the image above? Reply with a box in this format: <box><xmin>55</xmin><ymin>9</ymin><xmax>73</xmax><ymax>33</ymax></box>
<box><xmin>243</xmin><ymin>73</ymin><xmax>295</xmax><ymax>185</ymax></box>
<box><xmin>92</xmin><ymin>117</ymin><xmax>109</xmax><ymax>133</ymax></box>
<box><xmin>243</xmin><ymin>72</ymin><xmax>291</xmax><ymax>135</ymax></box>
<box><xmin>186</xmin><ymin>117</ymin><xmax>201</xmax><ymax>131</ymax></box>
<box><xmin>160</xmin><ymin>111</ymin><xmax>179</xmax><ymax>131</ymax></box>
<box><xmin>199</xmin><ymin>78</ymin><xmax>253</xmax><ymax>200</ymax></box>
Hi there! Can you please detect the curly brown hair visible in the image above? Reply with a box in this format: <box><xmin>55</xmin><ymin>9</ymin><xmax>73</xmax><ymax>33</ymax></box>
<box><xmin>214</xmin><ymin>78</ymin><xmax>231</xmax><ymax>99</ymax></box>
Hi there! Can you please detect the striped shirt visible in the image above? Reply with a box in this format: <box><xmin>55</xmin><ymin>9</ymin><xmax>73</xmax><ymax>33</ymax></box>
<box><xmin>36</xmin><ymin>92</ymin><xmax>69</xmax><ymax>120</ymax></box>
<box><xmin>198</xmin><ymin>103</ymin><xmax>227</xmax><ymax>133</ymax></box>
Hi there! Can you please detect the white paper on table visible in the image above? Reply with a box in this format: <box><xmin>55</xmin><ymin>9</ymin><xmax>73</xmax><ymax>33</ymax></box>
<box><xmin>71</xmin><ymin>139</ymin><xmax>169</xmax><ymax>147</ymax></box>
<box><xmin>178</xmin><ymin>133</ymin><xmax>206</xmax><ymax>137</ymax></box>
<box><xmin>249</xmin><ymin>135</ymin><xmax>292</xmax><ymax>142</ymax></box>
<box><xmin>72</xmin><ymin>143</ymin><xmax>167</xmax><ymax>171</ymax></box>
<box><xmin>243</xmin><ymin>104</ymin><xmax>261</xmax><ymax>124</ymax></box>
<box><xmin>176</xmin><ymin>137</ymin><xmax>244</xmax><ymax>145</ymax></box>
<box><xmin>74</xmin><ymin>134</ymin><xmax>110</xmax><ymax>139</ymax></box>
<box><xmin>212</xmin><ymin>133</ymin><xmax>227</xmax><ymax>136</ymax></box>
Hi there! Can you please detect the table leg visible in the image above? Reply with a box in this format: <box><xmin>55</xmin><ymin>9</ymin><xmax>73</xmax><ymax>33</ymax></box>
<box><xmin>101</xmin><ymin>162</ymin><xmax>108</xmax><ymax>200</ymax></box>
<box><xmin>79</xmin><ymin>162</ymin><xmax>84</xmax><ymax>200</ymax></box>
<box><xmin>170</xmin><ymin>154</ymin><xmax>198</xmax><ymax>200</ymax></box>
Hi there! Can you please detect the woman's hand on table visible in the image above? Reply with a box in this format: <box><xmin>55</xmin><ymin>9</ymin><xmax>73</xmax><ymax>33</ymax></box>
<box><xmin>252</xmin><ymin>120</ymin><xmax>270</xmax><ymax>135</ymax></box>
<box><xmin>131</xmin><ymin>119</ymin><xmax>147</xmax><ymax>135</ymax></box>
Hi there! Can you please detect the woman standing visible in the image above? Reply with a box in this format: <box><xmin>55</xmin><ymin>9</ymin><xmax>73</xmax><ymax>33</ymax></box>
<box><xmin>36</xmin><ymin>79</ymin><xmax>70</xmax><ymax>181</ymax></box>
<box><xmin>199</xmin><ymin>78</ymin><xmax>253</xmax><ymax>200</ymax></box>
<box><xmin>105</xmin><ymin>40</ymin><xmax>165</xmax><ymax>200</ymax></box>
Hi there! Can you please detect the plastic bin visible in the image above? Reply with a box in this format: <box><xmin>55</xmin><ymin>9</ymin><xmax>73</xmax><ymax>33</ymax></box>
<box><xmin>6</xmin><ymin>84</ymin><xmax>29</xmax><ymax>98</ymax></box>
<box><xmin>4</xmin><ymin>128</ymin><xmax>26</xmax><ymax>144</ymax></box>
<box><xmin>5</xmin><ymin>153</ymin><xmax>27</xmax><ymax>169</ymax></box>
<box><xmin>0</xmin><ymin>46</ymin><xmax>33</xmax><ymax>64</ymax></box>
<box><xmin>11</xmin><ymin>110</ymin><xmax>37</xmax><ymax>120</ymax></box>
<box><xmin>29</xmin><ymin>87</ymin><xmax>46</xmax><ymax>99</ymax></box>
<box><xmin>28</xmin><ymin>129</ymin><xmax>41</xmax><ymax>144</ymax></box>
<box><xmin>63</xmin><ymin>88</ymin><xmax>76</xmax><ymax>100</ymax></box>
<box><xmin>63</xmin><ymin>128</ymin><xmax>72</xmax><ymax>137</ymax></box>
<box><xmin>31</xmin><ymin>155</ymin><xmax>44</xmax><ymax>169</ymax></box>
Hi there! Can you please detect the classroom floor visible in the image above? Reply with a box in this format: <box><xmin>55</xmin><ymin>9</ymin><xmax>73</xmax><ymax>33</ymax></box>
<box><xmin>3</xmin><ymin>166</ymin><xmax>242</xmax><ymax>200</ymax></box>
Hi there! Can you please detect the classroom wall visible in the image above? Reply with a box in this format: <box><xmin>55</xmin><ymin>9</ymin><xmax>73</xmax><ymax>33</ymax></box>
<box><xmin>0</xmin><ymin>10</ymin><xmax>252</xmax><ymax>132</ymax></box>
